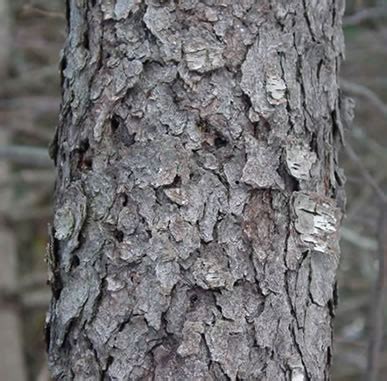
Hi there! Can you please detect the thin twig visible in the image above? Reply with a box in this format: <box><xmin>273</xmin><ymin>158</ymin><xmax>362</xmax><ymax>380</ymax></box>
<box><xmin>0</xmin><ymin>169</ymin><xmax>54</xmax><ymax>187</ymax></box>
<box><xmin>347</xmin><ymin>171</ymin><xmax>387</xmax><ymax>222</ymax></box>
<box><xmin>19</xmin><ymin>273</ymin><xmax>48</xmax><ymax>291</ymax></box>
<box><xmin>344</xmin><ymin>143</ymin><xmax>387</xmax><ymax>204</ymax></box>
<box><xmin>352</xmin><ymin>126</ymin><xmax>387</xmax><ymax>161</ymax></box>
<box><xmin>0</xmin><ymin>95</ymin><xmax>60</xmax><ymax>111</ymax></box>
<box><xmin>6</xmin><ymin>206</ymin><xmax>52</xmax><ymax>221</ymax></box>
<box><xmin>0</xmin><ymin>287</ymin><xmax>50</xmax><ymax>309</ymax></box>
<box><xmin>337</xmin><ymin>296</ymin><xmax>369</xmax><ymax>315</ymax></box>
<box><xmin>20</xmin><ymin>289</ymin><xmax>51</xmax><ymax>309</ymax></box>
<box><xmin>2</xmin><ymin>124</ymin><xmax>53</xmax><ymax>141</ymax></box>
<box><xmin>0</xmin><ymin>145</ymin><xmax>52</xmax><ymax>167</ymax></box>
<box><xmin>341</xmin><ymin>226</ymin><xmax>378</xmax><ymax>251</ymax></box>
<box><xmin>20</xmin><ymin>4</ymin><xmax>65</xmax><ymax>20</ymax></box>
<box><xmin>344</xmin><ymin>6</ymin><xmax>387</xmax><ymax>27</ymax></box>
<box><xmin>0</xmin><ymin>65</ymin><xmax>58</xmax><ymax>97</ymax></box>
<box><xmin>13</xmin><ymin>188</ymin><xmax>51</xmax><ymax>210</ymax></box>
<box><xmin>341</xmin><ymin>79</ymin><xmax>387</xmax><ymax>119</ymax></box>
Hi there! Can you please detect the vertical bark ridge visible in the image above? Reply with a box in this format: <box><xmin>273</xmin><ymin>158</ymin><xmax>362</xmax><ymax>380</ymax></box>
<box><xmin>47</xmin><ymin>1</ymin><xmax>345</xmax><ymax>380</ymax></box>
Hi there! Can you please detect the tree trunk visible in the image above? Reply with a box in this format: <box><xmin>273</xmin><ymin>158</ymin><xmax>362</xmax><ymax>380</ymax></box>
<box><xmin>47</xmin><ymin>1</ymin><xmax>346</xmax><ymax>380</ymax></box>
<box><xmin>0</xmin><ymin>1</ymin><xmax>27</xmax><ymax>380</ymax></box>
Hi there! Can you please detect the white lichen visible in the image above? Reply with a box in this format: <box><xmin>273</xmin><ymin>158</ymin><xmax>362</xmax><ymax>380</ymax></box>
<box><xmin>164</xmin><ymin>188</ymin><xmax>189</xmax><ymax>206</ymax></box>
<box><xmin>266</xmin><ymin>75</ymin><xmax>287</xmax><ymax>105</ymax></box>
<box><xmin>286</xmin><ymin>142</ymin><xmax>317</xmax><ymax>180</ymax></box>
<box><xmin>54</xmin><ymin>205</ymin><xmax>75</xmax><ymax>240</ymax></box>
<box><xmin>183</xmin><ymin>27</ymin><xmax>224</xmax><ymax>73</ymax></box>
<box><xmin>291</xmin><ymin>370</ymin><xmax>305</xmax><ymax>381</ymax></box>
<box><xmin>293</xmin><ymin>192</ymin><xmax>341</xmax><ymax>254</ymax></box>
<box><xmin>114</xmin><ymin>0</ymin><xmax>141</xmax><ymax>20</ymax></box>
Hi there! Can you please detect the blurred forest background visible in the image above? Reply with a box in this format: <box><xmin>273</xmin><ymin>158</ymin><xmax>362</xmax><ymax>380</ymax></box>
<box><xmin>0</xmin><ymin>1</ymin><xmax>386</xmax><ymax>380</ymax></box>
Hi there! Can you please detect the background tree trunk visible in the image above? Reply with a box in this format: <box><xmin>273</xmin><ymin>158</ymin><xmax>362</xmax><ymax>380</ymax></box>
<box><xmin>0</xmin><ymin>1</ymin><xmax>27</xmax><ymax>380</ymax></box>
<box><xmin>47</xmin><ymin>1</ymin><xmax>345</xmax><ymax>380</ymax></box>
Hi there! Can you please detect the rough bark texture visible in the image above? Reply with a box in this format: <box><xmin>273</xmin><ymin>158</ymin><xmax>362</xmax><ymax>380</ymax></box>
<box><xmin>47</xmin><ymin>1</ymin><xmax>346</xmax><ymax>380</ymax></box>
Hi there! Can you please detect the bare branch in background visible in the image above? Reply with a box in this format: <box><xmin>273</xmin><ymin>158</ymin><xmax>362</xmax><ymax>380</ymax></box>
<box><xmin>13</xmin><ymin>188</ymin><xmax>50</xmax><ymax>210</ymax></box>
<box><xmin>351</xmin><ymin>127</ymin><xmax>387</xmax><ymax>161</ymax></box>
<box><xmin>0</xmin><ymin>95</ymin><xmax>60</xmax><ymax>112</ymax></box>
<box><xmin>344</xmin><ymin>143</ymin><xmax>387</xmax><ymax>204</ymax></box>
<box><xmin>341</xmin><ymin>226</ymin><xmax>378</xmax><ymax>251</ymax></box>
<box><xmin>344</xmin><ymin>6</ymin><xmax>387</xmax><ymax>27</ymax></box>
<box><xmin>1</xmin><ymin>271</ymin><xmax>50</xmax><ymax>308</ymax></box>
<box><xmin>0</xmin><ymin>170</ymin><xmax>54</xmax><ymax>187</ymax></box>
<box><xmin>6</xmin><ymin>206</ymin><xmax>51</xmax><ymax>221</ymax></box>
<box><xmin>0</xmin><ymin>65</ymin><xmax>58</xmax><ymax>97</ymax></box>
<box><xmin>347</xmin><ymin>171</ymin><xmax>387</xmax><ymax>222</ymax></box>
<box><xmin>341</xmin><ymin>79</ymin><xmax>387</xmax><ymax>119</ymax></box>
<box><xmin>367</xmin><ymin>205</ymin><xmax>387</xmax><ymax>381</ymax></box>
<box><xmin>342</xmin><ymin>78</ymin><xmax>387</xmax><ymax>380</ymax></box>
<box><xmin>0</xmin><ymin>145</ymin><xmax>52</xmax><ymax>167</ymax></box>
<box><xmin>20</xmin><ymin>289</ymin><xmax>50</xmax><ymax>309</ymax></box>
<box><xmin>21</xmin><ymin>4</ymin><xmax>64</xmax><ymax>20</ymax></box>
<box><xmin>0</xmin><ymin>287</ymin><xmax>50</xmax><ymax>310</ymax></box>
<box><xmin>19</xmin><ymin>273</ymin><xmax>48</xmax><ymax>291</ymax></box>
<box><xmin>337</xmin><ymin>296</ymin><xmax>369</xmax><ymax>316</ymax></box>
<box><xmin>0</xmin><ymin>123</ymin><xmax>53</xmax><ymax>141</ymax></box>
<box><xmin>0</xmin><ymin>97</ymin><xmax>59</xmax><ymax>140</ymax></box>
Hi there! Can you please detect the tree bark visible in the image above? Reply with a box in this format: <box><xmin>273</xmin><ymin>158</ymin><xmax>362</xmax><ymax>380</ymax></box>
<box><xmin>47</xmin><ymin>1</ymin><xmax>346</xmax><ymax>380</ymax></box>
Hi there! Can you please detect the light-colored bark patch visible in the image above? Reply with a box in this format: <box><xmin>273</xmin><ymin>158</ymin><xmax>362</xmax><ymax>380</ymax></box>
<box><xmin>293</xmin><ymin>192</ymin><xmax>341</xmax><ymax>254</ymax></box>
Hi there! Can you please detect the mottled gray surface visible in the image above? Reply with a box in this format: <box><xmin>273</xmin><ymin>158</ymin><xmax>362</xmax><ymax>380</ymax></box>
<box><xmin>47</xmin><ymin>1</ymin><xmax>345</xmax><ymax>380</ymax></box>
